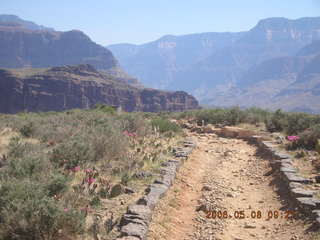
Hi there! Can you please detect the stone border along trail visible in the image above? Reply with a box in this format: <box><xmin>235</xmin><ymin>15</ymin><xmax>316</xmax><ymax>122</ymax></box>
<box><xmin>147</xmin><ymin>130</ymin><xmax>316</xmax><ymax>240</ymax></box>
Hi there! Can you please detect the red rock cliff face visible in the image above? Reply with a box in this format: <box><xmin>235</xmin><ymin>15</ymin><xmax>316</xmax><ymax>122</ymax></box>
<box><xmin>0</xmin><ymin>65</ymin><xmax>199</xmax><ymax>113</ymax></box>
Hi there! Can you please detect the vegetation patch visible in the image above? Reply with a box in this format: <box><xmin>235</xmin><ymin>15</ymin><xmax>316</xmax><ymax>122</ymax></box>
<box><xmin>0</xmin><ymin>106</ymin><xmax>182</xmax><ymax>239</ymax></box>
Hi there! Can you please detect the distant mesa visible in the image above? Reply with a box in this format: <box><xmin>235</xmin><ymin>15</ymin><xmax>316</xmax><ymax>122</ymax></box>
<box><xmin>0</xmin><ymin>64</ymin><xmax>200</xmax><ymax>113</ymax></box>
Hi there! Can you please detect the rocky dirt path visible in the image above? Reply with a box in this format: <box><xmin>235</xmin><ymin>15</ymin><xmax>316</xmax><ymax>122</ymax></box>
<box><xmin>147</xmin><ymin>132</ymin><xmax>315</xmax><ymax>240</ymax></box>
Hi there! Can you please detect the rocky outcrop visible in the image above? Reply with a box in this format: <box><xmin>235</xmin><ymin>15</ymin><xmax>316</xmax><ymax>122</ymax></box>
<box><xmin>0</xmin><ymin>65</ymin><xmax>200</xmax><ymax>113</ymax></box>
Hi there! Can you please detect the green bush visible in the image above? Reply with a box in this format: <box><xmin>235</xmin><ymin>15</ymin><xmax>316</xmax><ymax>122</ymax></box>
<box><xmin>151</xmin><ymin>117</ymin><xmax>181</xmax><ymax>133</ymax></box>
<box><xmin>50</xmin><ymin>138</ymin><xmax>92</xmax><ymax>169</ymax></box>
<box><xmin>265</xmin><ymin>109</ymin><xmax>288</xmax><ymax>132</ymax></box>
<box><xmin>90</xmin><ymin>196</ymin><xmax>101</xmax><ymax>207</ymax></box>
<box><xmin>7</xmin><ymin>136</ymin><xmax>26</xmax><ymax>159</ymax></box>
<box><xmin>92</xmin><ymin>103</ymin><xmax>116</xmax><ymax>114</ymax></box>
<box><xmin>19</xmin><ymin>122</ymin><xmax>34</xmax><ymax>137</ymax></box>
<box><xmin>46</xmin><ymin>173</ymin><xmax>69</xmax><ymax>197</ymax></box>
<box><xmin>0</xmin><ymin>180</ymin><xmax>84</xmax><ymax>240</ymax></box>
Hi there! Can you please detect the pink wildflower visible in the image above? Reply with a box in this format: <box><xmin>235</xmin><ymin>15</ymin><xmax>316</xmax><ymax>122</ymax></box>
<box><xmin>123</xmin><ymin>131</ymin><xmax>129</xmax><ymax>136</ymax></box>
<box><xmin>63</xmin><ymin>208</ymin><xmax>69</xmax><ymax>212</ymax></box>
<box><xmin>87</xmin><ymin>177</ymin><xmax>95</xmax><ymax>185</ymax></box>
<box><xmin>287</xmin><ymin>136</ymin><xmax>300</xmax><ymax>141</ymax></box>
<box><xmin>71</xmin><ymin>166</ymin><xmax>81</xmax><ymax>172</ymax></box>
<box><xmin>84</xmin><ymin>169</ymin><xmax>93</xmax><ymax>173</ymax></box>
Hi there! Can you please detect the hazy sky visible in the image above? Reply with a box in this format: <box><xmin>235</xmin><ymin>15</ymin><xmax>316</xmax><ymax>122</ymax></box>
<box><xmin>1</xmin><ymin>0</ymin><xmax>319</xmax><ymax>46</ymax></box>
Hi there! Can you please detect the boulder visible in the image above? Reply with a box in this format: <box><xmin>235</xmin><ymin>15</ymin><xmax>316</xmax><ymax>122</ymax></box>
<box><xmin>137</xmin><ymin>184</ymin><xmax>168</xmax><ymax>209</ymax></box>
<box><xmin>120</xmin><ymin>223</ymin><xmax>148</xmax><ymax>239</ymax></box>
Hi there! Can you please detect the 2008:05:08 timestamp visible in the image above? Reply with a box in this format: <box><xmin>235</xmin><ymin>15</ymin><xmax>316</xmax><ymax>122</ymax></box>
<box><xmin>206</xmin><ymin>210</ymin><xmax>296</xmax><ymax>220</ymax></box>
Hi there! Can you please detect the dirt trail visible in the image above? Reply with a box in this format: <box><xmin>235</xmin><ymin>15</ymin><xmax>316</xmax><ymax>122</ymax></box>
<box><xmin>148</xmin><ymin>132</ymin><xmax>315</xmax><ymax>240</ymax></box>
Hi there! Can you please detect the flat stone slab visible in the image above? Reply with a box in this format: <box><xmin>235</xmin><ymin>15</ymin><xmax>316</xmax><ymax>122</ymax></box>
<box><xmin>280</xmin><ymin>166</ymin><xmax>297</xmax><ymax>173</ymax></box>
<box><xmin>281</xmin><ymin>161</ymin><xmax>294</xmax><ymax>168</ymax></box>
<box><xmin>281</xmin><ymin>159</ymin><xmax>294</xmax><ymax>165</ymax></box>
<box><xmin>273</xmin><ymin>151</ymin><xmax>291</xmax><ymax>159</ymax></box>
<box><xmin>291</xmin><ymin>188</ymin><xmax>315</xmax><ymax>197</ymax></box>
<box><xmin>138</xmin><ymin>183</ymin><xmax>169</xmax><ymax>209</ymax></box>
<box><xmin>283</xmin><ymin>172</ymin><xmax>311</xmax><ymax>184</ymax></box>
<box><xmin>262</xmin><ymin>141</ymin><xmax>276</xmax><ymax>148</ymax></box>
<box><xmin>289</xmin><ymin>182</ymin><xmax>303</xmax><ymax>189</ymax></box>
<box><xmin>127</xmin><ymin>204</ymin><xmax>152</xmax><ymax>220</ymax></box>
<box><xmin>296</xmin><ymin>197</ymin><xmax>316</xmax><ymax>209</ymax></box>
<box><xmin>312</xmin><ymin>209</ymin><xmax>320</xmax><ymax>218</ymax></box>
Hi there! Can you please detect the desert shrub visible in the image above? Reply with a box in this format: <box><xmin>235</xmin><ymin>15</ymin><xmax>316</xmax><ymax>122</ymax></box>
<box><xmin>50</xmin><ymin>137</ymin><xmax>93</xmax><ymax>169</ymax></box>
<box><xmin>151</xmin><ymin>117</ymin><xmax>181</xmax><ymax>133</ymax></box>
<box><xmin>90</xmin><ymin>196</ymin><xmax>101</xmax><ymax>207</ymax></box>
<box><xmin>92</xmin><ymin>103</ymin><xmax>116</xmax><ymax>114</ymax></box>
<box><xmin>7</xmin><ymin>136</ymin><xmax>27</xmax><ymax>159</ymax></box>
<box><xmin>297</xmin><ymin>124</ymin><xmax>320</xmax><ymax>149</ymax></box>
<box><xmin>191</xmin><ymin>107</ymin><xmax>247</xmax><ymax>126</ymax></box>
<box><xmin>118</xmin><ymin>113</ymin><xmax>149</xmax><ymax>137</ymax></box>
<box><xmin>224</xmin><ymin>107</ymin><xmax>246</xmax><ymax>125</ymax></box>
<box><xmin>285</xmin><ymin>112</ymin><xmax>315</xmax><ymax>135</ymax></box>
<box><xmin>194</xmin><ymin>109</ymin><xmax>227</xmax><ymax>125</ymax></box>
<box><xmin>121</xmin><ymin>172</ymin><xmax>133</xmax><ymax>185</ymax></box>
<box><xmin>19</xmin><ymin>122</ymin><xmax>34</xmax><ymax>137</ymax></box>
<box><xmin>46</xmin><ymin>173</ymin><xmax>69</xmax><ymax>197</ymax></box>
<box><xmin>5</xmin><ymin>155</ymin><xmax>47</xmax><ymax>180</ymax></box>
<box><xmin>0</xmin><ymin>180</ymin><xmax>84</xmax><ymax>240</ymax></box>
<box><xmin>243</xmin><ymin>107</ymin><xmax>271</xmax><ymax>125</ymax></box>
<box><xmin>265</xmin><ymin>109</ymin><xmax>288</xmax><ymax>132</ymax></box>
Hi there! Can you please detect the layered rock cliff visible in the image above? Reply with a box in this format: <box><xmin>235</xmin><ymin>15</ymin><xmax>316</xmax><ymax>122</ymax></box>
<box><xmin>0</xmin><ymin>65</ymin><xmax>199</xmax><ymax>113</ymax></box>
<box><xmin>0</xmin><ymin>17</ymin><xmax>142</xmax><ymax>87</ymax></box>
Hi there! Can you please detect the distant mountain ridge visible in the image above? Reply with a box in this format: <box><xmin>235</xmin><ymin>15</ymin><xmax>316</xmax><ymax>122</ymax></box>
<box><xmin>109</xmin><ymin>16</ymin><xmax>320</xmax><ymax>112</ymax></box>
<box><xmin>207</xmin><ymin>41</ymin><xmax>320</xmax><ymax>113</ymax></box>
<box><xmin>0</xmin><ymin>15</ymin><xmax>143</xmax><ymax>87</ymax></box>
<box><xmin>108</xmin><ymin>31</ymin><xmax>244</xmax><ymax>89</ymax></box>
<box><xmin>0</xmin><ymin>14</ymin><xmax>54</xmax><ymax>31</ymax></box>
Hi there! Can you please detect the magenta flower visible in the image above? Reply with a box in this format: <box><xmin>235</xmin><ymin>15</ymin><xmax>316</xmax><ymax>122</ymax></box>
<box><xmin>71</xmin><ymin>166</ymin><xmax>80</xmax><ymax>172</ymax></box>
<box><xmin>123</xmin><ymin>131</ymin><xmax>137</xmax><ymax>137</ymax></box>
<box><xmin>287</xmin><ymin>136</ymin><xmax>300</xmax><ymax>141</ymax></box>
<box><xmin>64</xmin><ymin>208</ymin><xmax>69</xmax><ymax>212</ymax></box>
<box><xmin>84</xmin><ymin>169</ymin><xmax>93</xmax><ymax>173</ymax></box>
<box><xmin>123</xmin><ymin>131</ymin><xmax>129</xmax><ymax>136</ymax></box>
<box><xmin>87</xmin><ymin>177</ymin><xmax>95</xmax><ymax>185</ymax></box>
